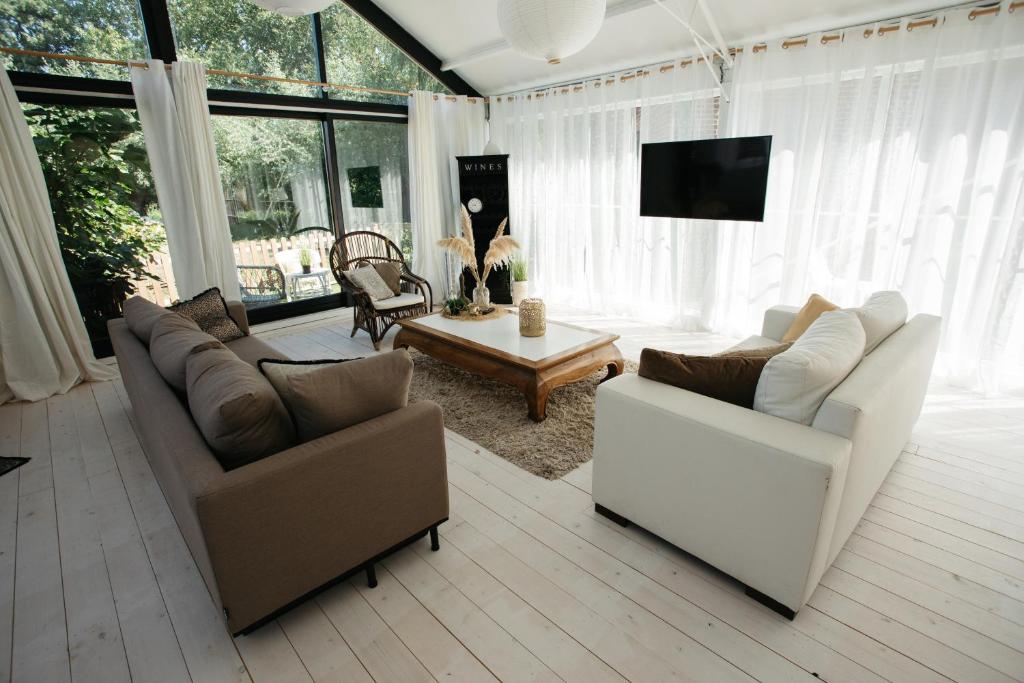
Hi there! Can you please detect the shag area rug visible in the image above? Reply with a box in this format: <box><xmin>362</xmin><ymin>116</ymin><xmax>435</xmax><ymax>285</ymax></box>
<box><xmin>408</xmin><ymin>351</ymin><xmax>638</xmax><ymax>479</ymax></box>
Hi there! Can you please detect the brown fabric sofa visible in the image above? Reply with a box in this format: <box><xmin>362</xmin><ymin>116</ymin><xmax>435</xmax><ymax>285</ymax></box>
<box><xmin>109</xmin><ymin>301</ymin><xmax>449</xmax><ymax>634</ymax></box>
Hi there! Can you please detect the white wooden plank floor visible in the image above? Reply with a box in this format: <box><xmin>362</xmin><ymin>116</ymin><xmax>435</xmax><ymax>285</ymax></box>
<box><xmin>2</xmin><ymin>306</ymin><xmax>1023</xmax><ymax>683</ymax></box>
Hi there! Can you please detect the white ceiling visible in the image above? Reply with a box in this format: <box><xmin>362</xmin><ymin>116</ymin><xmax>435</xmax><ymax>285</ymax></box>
<box><xmin>372</xmin><ymin>0</ymin><xmax>951</xmax><ymax>95</ymax></box>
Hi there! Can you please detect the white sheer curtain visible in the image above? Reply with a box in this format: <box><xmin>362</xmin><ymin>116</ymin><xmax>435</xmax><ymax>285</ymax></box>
<box><xmin>718</xmin><ymin>4</ymin><xmax>1024</xmax><ymax>392</ymax></box>
<box><xmin>408</xmin><ymin>91</ymin><xmax>487</xmax><ymax>300</ymax></box>
<box><xmin>0</xmin><ymin>69</ymin><xmax>115</xmax><ymax>403</ymax></box>
<box><xmin>131</xmin><ymin>60</ymin><xmax>240</xmax><ymax>301</ymax></box>
<box><xmin>489</xmin><ymin>64</ymin><xmax>721</xmax><ymax>326</ymax></box>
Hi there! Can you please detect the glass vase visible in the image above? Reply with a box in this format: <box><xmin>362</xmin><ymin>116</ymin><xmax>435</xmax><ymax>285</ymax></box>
<box><xmin>472</xmin><ymin>284</ymin><xmax>490</xmax><ymax>308</ymax></box>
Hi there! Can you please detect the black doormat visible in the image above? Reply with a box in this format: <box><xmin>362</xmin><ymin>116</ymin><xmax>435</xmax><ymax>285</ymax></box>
<box><xmin>0</xmin><ymin>457</ymin><xmax>29</xmax><ymax>478</ymax></box>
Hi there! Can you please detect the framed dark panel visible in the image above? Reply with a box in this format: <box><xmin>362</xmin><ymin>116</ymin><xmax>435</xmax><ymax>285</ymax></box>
<box><xmin>347</xmin><ymin>166</ymin><xmax>384</xmax><ymax>208</ymax></box>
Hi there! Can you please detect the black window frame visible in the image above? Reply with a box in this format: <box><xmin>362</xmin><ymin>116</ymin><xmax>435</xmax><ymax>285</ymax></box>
<box><xmin>6</xmin><ymin>0</ymin><xmax>477</xmax><ymax>326</ymax></box>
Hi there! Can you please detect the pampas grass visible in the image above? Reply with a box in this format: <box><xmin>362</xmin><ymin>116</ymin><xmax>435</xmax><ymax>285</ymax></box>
<box><xmin>439</xmin><ymin>206</ymin><xmax>519</xmax><ymax>287</ymax></box>
<box><xmin>437</xmin><ymin>236</ymin><xmax>476</xmax><ymax>269</ymax></box>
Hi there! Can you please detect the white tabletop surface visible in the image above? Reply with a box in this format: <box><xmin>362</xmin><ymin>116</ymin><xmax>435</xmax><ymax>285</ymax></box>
<box><xmin>412</xmin><ymin>312</ymin><xmax>606</xmax><ymax>362</ymax></box>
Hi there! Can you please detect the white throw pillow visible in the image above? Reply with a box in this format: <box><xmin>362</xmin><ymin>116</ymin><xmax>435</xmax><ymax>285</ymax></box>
<box><xmin>753</xmin><ymin>310</ymin><xmax>866</xmax><ymax>425</ymax></box>
<box><xmin>850</xmin><ymin>290</ymin><xmax>908</xmax><ymax>354</ymax></box>
<box><xmin>345</xmin><ymin>265</ymin><xmax>395</xmax><ymax>301</ymax></box>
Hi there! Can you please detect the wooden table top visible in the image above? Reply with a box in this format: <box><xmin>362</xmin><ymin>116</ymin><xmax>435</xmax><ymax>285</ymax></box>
<box><xmin>397</xmin><ymin>311</ymin><xmax>619</xmax><ymax>371</ymax></box>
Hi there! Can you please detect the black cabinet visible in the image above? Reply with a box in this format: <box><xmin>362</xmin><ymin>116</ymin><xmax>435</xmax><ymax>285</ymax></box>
<box><xmin>456</xmin><ymin>154</ymin><xmax>511</xmax><ymax>304</ymax></box>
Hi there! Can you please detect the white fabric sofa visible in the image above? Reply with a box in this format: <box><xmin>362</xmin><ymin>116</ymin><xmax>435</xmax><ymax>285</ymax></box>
<box><xmin>592</xmin><ymin>305</ymin><xmax>940</xmax><ymax>617</ymax></box>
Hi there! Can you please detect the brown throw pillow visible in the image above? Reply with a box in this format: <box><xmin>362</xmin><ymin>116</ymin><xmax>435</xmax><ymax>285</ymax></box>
<box><xmin>714</xmin><ymin>342</ymin><xmax>793</xmax><ymax>359</ymax></box>
<box><xmin>186</xmin><ymin>345</ymin><xmax>296</xmax><ymax>470</ymax></box>
<box><xmin>373</xmin><ymin>262</ymin><xmax>403</xmax><ymax>296</ymax></box>
<box><xmin>149</xmin><ymin>313</ymin><xmax>222</xmax><ymax>392</ymax></box>
<box><xmin>259</xmin><ymin>350</ymin><xmax>413</xmax><ymax>442</ymax></box>
<box><xmin>638</xmin><ymin>349</ymin><xmax>770</xmax><ymax>409</ymax></box>
<box><xmin>171</xmin><ymin>287</ymin><xmax>245</xmax><ymax>343</ymax></box>
<box><xmin>782</xmin><ymin>293</ymin><xmax>839</xmax><ymax>343</ymax></box>
<box><xmin>123</xmin><ymin>295</ymin><xmax>174</xmax><ymax>345</ymax></box>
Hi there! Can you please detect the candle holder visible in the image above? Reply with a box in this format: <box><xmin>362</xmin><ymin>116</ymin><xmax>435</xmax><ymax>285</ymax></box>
<box><xmin>519</xmin><ymin>298</ymin><xmax>546</xmax><ymax>337</ymax></box>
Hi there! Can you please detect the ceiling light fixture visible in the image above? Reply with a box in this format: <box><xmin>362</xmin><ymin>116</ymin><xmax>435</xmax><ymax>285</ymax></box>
<box><xmin>248</xmin><ymin>0</ymin><xmax>336</xmax><ymax>17</ymax></box>
<box><xmin>497</xmin><ymin>0</ymin><xmax>607</xmax><ymax>65</ymax></box>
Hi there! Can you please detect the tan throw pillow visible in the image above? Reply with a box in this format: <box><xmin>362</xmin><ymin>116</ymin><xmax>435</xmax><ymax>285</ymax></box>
<box><xmin>345</xmin><ymin>265</ymin><xmax>395</xmax><ymax>301</ymax></box>
<box><xmin>259</xmin><ymin>350</ymin><xmax>413</xmax><ymax>441</ymax></box>
<box><xmin>186</xmin><ymin>345</ymin><xmax>296</xmax><ymax>470</ymax></box>
<box><xmin>638</xmin><ymin>349</ymin><xmax>771</xmax><ymax>409</ymax></box>
<box><xmin>170</xmin><ymin>287</ymin><xmax>245</xmax><ymax>343</ymax></box>
<box><xmin>714</xmin><ymin>342</ymin><xmax>793</xmax><ymax>359</ymax></box>
<box><xmin>149</xmin><ymin>313</ymin><xmax>222</xmax><ymax>392</ymax></box>
<box><xmin>782</xmin><ymin>293</ymin><xmax>839</xmax><ymax>343</ymax></box>
<box><xmin>123</xmin><ymin>295</ymin><xmax>174</xmax><ymax>345</ymax></box>
<box><xmin>373</xmin><ymin>262</ymin><xmax>403</xmax><ymax>296</ymax></box>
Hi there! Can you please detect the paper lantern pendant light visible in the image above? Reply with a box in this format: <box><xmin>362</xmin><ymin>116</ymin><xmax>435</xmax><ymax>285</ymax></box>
<box><xmin>497</xmin><ymin>0</ymin><xmax>607</xmax><ymax>65</ymax></box>
<box><xmin>248</xmin><ymin>0</ymin><xmax>336</xmax><ymax>17</ymax></box>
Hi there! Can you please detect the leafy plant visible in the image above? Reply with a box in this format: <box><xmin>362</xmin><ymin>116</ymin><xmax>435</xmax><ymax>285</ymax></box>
<box><xmin>510</xmin><ymin>257</ymin><xmax>528</xmax><ymax>282</ymax></box>
<box><xmin>299</xmin><ymin>248</ymin><xmax>312</xmax><ymax>267</ymax></box>
<box><xmin>25</xmin><ymin>105</ymin><xmax>164</xmax><ymax>345</ymax></box>
<box><xmin>443</xmin><ymin>296</ymin><xmax>469</xmax><ymax>316</ymax></box>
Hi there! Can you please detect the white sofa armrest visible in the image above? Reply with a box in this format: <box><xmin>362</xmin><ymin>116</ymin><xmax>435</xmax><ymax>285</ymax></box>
<box><xmin>592</xmin><ymin>375</ymin><xmax>851</xmax><ymax>612</ymax></box>
<box><xmin>761</xmin><ymin>305</ymin><xmax>800</xmax><ymax>341</ymax></box>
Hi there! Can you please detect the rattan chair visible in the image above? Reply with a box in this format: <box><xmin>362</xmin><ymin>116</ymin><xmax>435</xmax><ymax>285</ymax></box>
<box><xmin>237</xmin><ymin>265</ymin><xmax>287</xmax><ymax>307</ymax></box>
<box><xmin>330</xmin><ymin>231</ymin><xmax>432</xmax><ymax>350</ymax></box>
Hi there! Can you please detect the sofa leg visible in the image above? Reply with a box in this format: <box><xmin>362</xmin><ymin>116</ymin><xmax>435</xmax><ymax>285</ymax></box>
<box><xmin>429</xmin><ymin>526</ymin><xmax>440</xmax><ymax>551</ymax></box>
<box><xmin>745</xmin><ymin>586</ymin><xmax>796</xmax><ymax>620</ymax></box>
<box><xmin>595</xmin><ymin>504</ymin><xmax>630</xmax><ymax>527</ymax></box>
<box><xmin>365</xmin><ymin>564</ymin><xmax>378</xmax><ymax>589</ymax></box>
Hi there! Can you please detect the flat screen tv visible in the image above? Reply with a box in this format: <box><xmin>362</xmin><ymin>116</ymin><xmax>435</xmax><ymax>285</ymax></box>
<box><xmin>640</xmin><ymin>135</ymin><xmax>772</xmax><ymax>222</ymax></box>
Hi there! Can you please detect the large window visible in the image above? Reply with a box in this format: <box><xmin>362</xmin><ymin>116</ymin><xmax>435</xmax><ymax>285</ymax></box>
<box><xmin>167</xmin><ymin>0</ymin><xmax>318</xmax><ymax>96</ymax></box>
<box><xmin>321</xmin><ymin>3</ymin><xmax>448</xmax><ymax>104</ymax></box>
<box><xmin>6</xmin><ymin>0</ymin><xmax>464</xmax><ymax>337</ymax></box>
<box><xmin>213</xmin><ymin>115</ymin><xmax>337</xmax><ymax>310</ymax></box>
<box><xmin>24</xmin><ymin>104</ymin><xmax>170</xmax><ymax>355</ymax></box>
<box><xmin>0</xmin><ymin>0</ymin><xmax>148</xmax><ymax>79</ymax></box>
<box><xmin>333</xmin><ymin>119</ymin><xmax>411</xmax><ymax>259</ymax></box>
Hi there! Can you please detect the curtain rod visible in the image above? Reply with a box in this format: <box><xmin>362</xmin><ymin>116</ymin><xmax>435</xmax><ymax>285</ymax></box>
<box><xmin>0</xmin><ymin>46</ymin><xmax>416</xmax><ymax>99</ymax></box>
<box><xmin>495</xmin><ymin>0</ymin><xmax>1021</xmax><ymax>102</ymax></box>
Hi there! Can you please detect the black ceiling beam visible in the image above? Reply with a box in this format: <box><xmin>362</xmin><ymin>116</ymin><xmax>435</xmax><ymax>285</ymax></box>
<box><xmin>341</xmin><ymin>0</ymin><xmax>480</xmax><ymax>97</ymax></box>
<box><xmin>138</xmin><ymin>0</ymin><xmax>178</xmax><ymax>62</ymax></box>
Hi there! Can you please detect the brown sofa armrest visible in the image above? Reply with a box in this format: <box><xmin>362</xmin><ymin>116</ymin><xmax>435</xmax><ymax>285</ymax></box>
<box><xmin>195</xmin><ymin>400</ymin><xmax>448</xmax><ymax>633</ymax></box>
<box><xmin>225</xmin><ymin>300</ymin><xmax>250</xmax><ymax>336</ymax></box>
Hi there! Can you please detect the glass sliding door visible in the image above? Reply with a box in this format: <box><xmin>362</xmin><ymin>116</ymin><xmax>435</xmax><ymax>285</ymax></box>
<box><xmin>333</xmin><ymin>119</ymin><xmax>411</xmax><ymax>261</ymax></box>
<box><xmin>211</xmin><ymin>114</ymin><xmax>339</xmax><ymax>312</ymax></box>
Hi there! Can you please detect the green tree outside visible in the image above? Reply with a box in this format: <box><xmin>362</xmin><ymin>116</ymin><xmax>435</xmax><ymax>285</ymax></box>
<box><xmin>24</xmin><ymin>104</ymin><xmax>164</xmax><ymax>347</ymax></box>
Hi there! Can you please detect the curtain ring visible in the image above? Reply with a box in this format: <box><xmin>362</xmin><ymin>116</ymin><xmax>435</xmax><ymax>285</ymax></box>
<box><xmin>863</xmin><ymin>28</ymin><xmax>873</xmax><ymax>38</ymax></box>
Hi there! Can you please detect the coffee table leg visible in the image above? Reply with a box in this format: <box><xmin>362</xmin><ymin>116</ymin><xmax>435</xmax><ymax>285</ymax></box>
<box><xmin>601</xmin><ymin>349</ymin><xmax>625</xmax><ymax>383</ymax></box>
<box><xmin>393</xmin><ymin>329</ymin><xmax>411</xmax><ymax>350</ymax></box>
<box><xmin>525</xmin><ymin>381</ymin><xmax>550</xmax><ymax>422</ymax></box>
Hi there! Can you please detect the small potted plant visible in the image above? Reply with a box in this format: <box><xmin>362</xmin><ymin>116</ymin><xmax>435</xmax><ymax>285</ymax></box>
<box><xmin>299</xmin><ymin>248</ymin><xmax>312</xmax><ymax>274</ymax></box>
<box><xmin>510</xmin><ymin>256</ymin><xmax>528</xmax><ymax>306</ymax></box>
<box><xmin>443</xmin><ymin>295</ymin><xmax>470</xmax><ymax>317</ymax></box>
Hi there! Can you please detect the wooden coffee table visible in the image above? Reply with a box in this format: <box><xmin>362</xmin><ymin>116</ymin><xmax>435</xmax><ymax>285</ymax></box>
<box><xmin>395</xmin><ymin>311</ymin><xmax>624</xmax><ymax>422</ymax></box>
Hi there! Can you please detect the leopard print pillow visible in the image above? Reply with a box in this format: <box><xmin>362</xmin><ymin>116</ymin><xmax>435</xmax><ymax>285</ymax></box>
<box><xmin>170</xmin><ymin>287</ymin><xmax>245</xmax><ymax>343</ymax></box>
